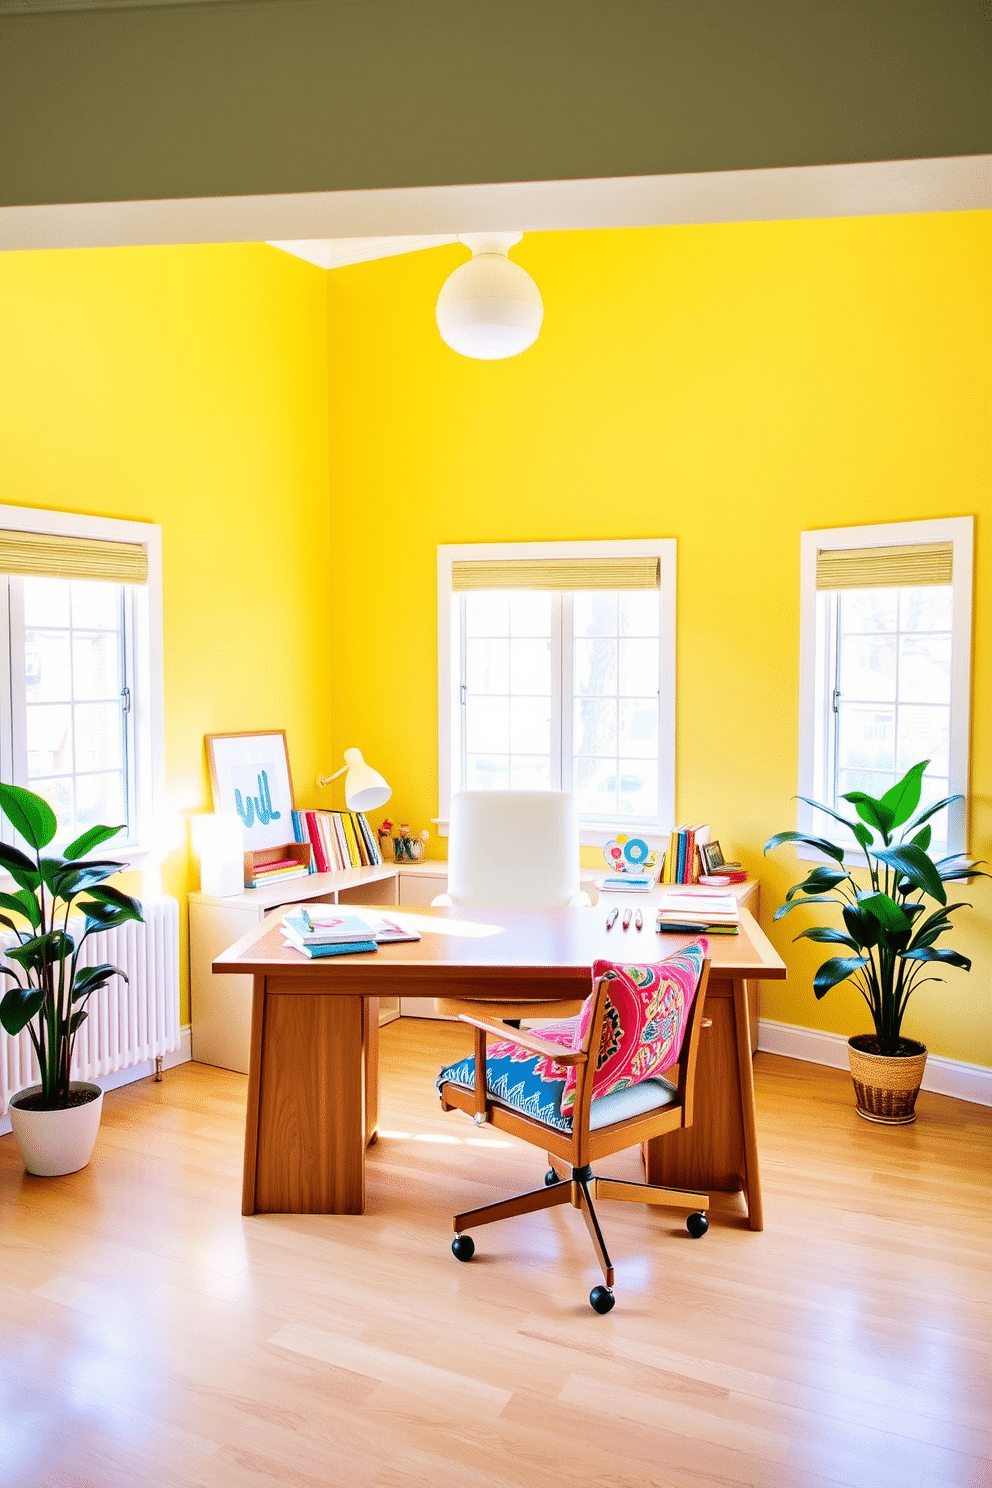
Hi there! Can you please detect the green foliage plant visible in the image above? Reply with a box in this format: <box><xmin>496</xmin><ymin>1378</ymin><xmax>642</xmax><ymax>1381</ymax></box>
<box><xmin>0</xmin><ymin>782</ymin><xmax>143</xmax><ymax>1110</ymax></box>
<box><xmin>764</xmin><ymin>760</ymin><xmax>986</xmax><ymax>1057</ymax></box>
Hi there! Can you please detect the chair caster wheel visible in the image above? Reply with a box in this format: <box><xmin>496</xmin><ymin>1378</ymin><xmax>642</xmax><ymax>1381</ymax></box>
<box><xmin>545</xmin><ymin>1168</ymin><xmax>563</xmax><ymax>1186</ymax></box>
<box><xmin>452</xmin><ymin>1234</ymin><xmax>475</xmax><ymax>1262</ymax></box>
<box><xmin>589</xmin><ymin>1286</ymin><xmax>615</xmax><ymax>1314</ymax></box>
<box><xmin>686</xmin><ymin>1211</ymin><xmax>709</xmax><ymax>1238</ymax></box>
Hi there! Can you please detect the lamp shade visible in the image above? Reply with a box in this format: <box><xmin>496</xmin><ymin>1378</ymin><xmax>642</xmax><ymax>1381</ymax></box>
<box><xmin>436</xmin><ymin>232</ymin><xmax>543</xmax><ymax>360</ymax></box>
<box><xmin>341</xmin><ymin>748</ymin><xmax>391</xmax><ymax>811</ymax></box>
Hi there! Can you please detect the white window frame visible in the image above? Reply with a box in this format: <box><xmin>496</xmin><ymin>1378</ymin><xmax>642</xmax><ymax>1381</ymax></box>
<box><xmin>797</xmin><ymin>516</ymin><xmax>973</xmax><ymax>865</ymax></box>
<box><xmin>437</xmin><ymin>538</ymin><xmax>677</xmax><ymax>847</ymax></box>
<box><xmin>0</xmin><ymin>504</ymin><xmax>164</xmax><ymax>871</ymax></box>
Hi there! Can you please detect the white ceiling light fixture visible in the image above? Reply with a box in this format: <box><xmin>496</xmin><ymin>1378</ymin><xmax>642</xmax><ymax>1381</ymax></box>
<box><xmin>435</xmin><ymin>232</ymin><xmax>543</xmax><ymax>360</ymax></box>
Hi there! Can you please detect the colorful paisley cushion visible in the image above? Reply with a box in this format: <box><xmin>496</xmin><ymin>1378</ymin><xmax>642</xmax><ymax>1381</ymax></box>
<box><xmin>559</xmin><ymin>942</ymin><xmax>707</xmax><ymax>1116</ymax></box>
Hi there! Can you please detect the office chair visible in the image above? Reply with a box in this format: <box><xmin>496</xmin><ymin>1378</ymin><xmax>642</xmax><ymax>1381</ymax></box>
<box><xmin>437</xmin><ymin>944</ymin><xmax>711</xmax><ymax>1313</ymax></box>
<box><xmin>432</xmin><ymin>789</ymin><xmax>591</xmax><ymax>1023</ymax></box>
<box><xmin>435</xmin><ymin>789</ymin><xmax>591</xmax><ymax>908</ymax></box>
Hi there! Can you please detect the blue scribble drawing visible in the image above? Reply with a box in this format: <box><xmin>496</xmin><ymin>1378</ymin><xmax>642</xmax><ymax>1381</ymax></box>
<box><xmin>234</xmin><ymin>769</ymin><xmax>281</xmax><ymax>830</ymax></box>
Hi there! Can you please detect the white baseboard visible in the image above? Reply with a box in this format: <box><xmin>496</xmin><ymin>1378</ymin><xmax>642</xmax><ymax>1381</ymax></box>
<box><xmin>0</xmin><ymin>1026</ymin><xmax>192</xmax><ymax>1136</ymax></box>
<box><xmin>758</xmin><ymin>1018</ymin><xmax>992</xmax><ymax>1107</ymax></box>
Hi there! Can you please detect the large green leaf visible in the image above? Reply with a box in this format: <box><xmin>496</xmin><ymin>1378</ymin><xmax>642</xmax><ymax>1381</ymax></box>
<box><xmin>858</xmin><ymin>893</ymin><xmax>912</xmax><ymax>934</ymax></box>
<box><xmin>773</xmin><ymin>895</ymin><xmax>846</xmax><ymax>921</ymax></box>
<box><xmin>908</xmin><ymin>901</ymin><xmax>968</xmax><ymax>949</ymax></box>
<box><xmin>63</xmin><ymin>823</ymin><xmax>124</xmax><ymax>861</ymax></box>
<box><xmin>0</xmin><ymin>783</ymin><xmax>57</xmax><ymax>851</ymax></box>
<box><xmin>900</xmin><ymin>946</ymin><xmax>971</xmax><ymax>971</ymax></box>
<box><xmin>71</xmin><ymin>964</ymin><xmax>125</xmax><ymax>1002</ymax></box>
<box><xmin>879</xmin><ymin>761</ymin><xmax>927</xmax><ymax>830</ymax></box>
<box><xmin>785</xmin><ymin>865</ymin><xmax>849</xmax><ymax>901</ymax></box>
<box><xmin>0</xmin><ymin>985</ymin><xmax>46</xmax><ymax>1035</ymax></box>
<box><xmin>793</xmin><ymin>926</ymin><xmax>861</xmax><ymax>952</ymax></box>
<box><xmin>840</xmin><ymin>790</ymin><xmax>895</xmax><ymax>838</ymax></box>
<box><xmin>38</xmin><ymin>856</ymin><xmax>69</xmax><ymax>895</ymax></box>
<box><xmin>82</xmin><ymin>884</ymin><xmax>143</xmax><ymax>922</ymax></box>
<box><xmin>0</xmin><ymin>888</ymin><xmax>41</xmax><ymax>930</ymax></box>
<box><xmin>843</xmin><ymin>902</ymin><xmax>878</xmax><ymax>949</ymax></box>
<box><xmin>910</xmin><ymin>823</ymin><xmax>932</xmax><ymax>853</ymax></box>
<box><xmin>932</xmin><ymin>854</ymin><xmax>991</xmax><ymax>884</ymax></box>
<box><xmin>48</xmin><ymin>860</ymin><xmax>123</xmax><ymax>902</ymax></box>
<box><xmin>813</xmin><ymin>955</ymin><xmax>869</xmax><ymax>998</ymax></box>
<box><xmin>0</xmin><ymin>842</ymin><xmax>41</xmax><ymax>891</ymax></box>
<box><xmin>872</xmin><ymin>844</ymin><xmax>946</xmax><ymax>905</ymax></box>
<box><xmin>6</xmin><ymin>929</ymin><xmax>75</xmax><ymax>975</ymax></box>
<box><xmin>853</xmin><ymin>822</ymin><xmax>874</xmax><ymax>853</ymax></box>
<box><xmin>764</xmin><ymin>831</ymin><xmax>845</xmax><ymax>864</ymax></box>
<box><xmin>79</xmin><ymin>901</ymin><xmax>138</xmax><ymax>933</ymax></box>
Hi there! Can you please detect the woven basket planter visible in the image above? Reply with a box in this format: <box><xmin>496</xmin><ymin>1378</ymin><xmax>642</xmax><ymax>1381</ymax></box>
<box><xmin>847</xmin><ymin>1036</ymin><xmax>928</xmax><ymax>1125</ymax></box>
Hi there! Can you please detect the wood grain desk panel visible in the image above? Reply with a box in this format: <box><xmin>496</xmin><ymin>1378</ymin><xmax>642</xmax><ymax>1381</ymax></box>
<box><xmin>216</xmin><ymin>904</ymin><xmax>785</xmax><ymax>1225</ymax></box>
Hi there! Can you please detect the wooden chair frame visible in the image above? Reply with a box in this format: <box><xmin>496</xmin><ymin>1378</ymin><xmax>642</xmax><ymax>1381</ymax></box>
<box><xmin>438</xmin><ymin>960</ymin><xmax>712</xmax><ymax>1300</ymax></box>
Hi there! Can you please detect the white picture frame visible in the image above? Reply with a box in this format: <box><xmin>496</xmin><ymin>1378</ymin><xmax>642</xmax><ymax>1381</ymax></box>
<box><xmin>205</xmin><ymin>730</ymin><xmax>295</xmax><ymax>852</ymax></box>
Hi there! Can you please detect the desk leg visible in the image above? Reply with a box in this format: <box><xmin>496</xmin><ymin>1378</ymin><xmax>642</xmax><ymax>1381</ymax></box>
<box><xmin>642</xmin><ymin>973</ymin><xmax>763</xmax><ymax>1230</ymax></box>
<box><xmin>243</xmin><ymin>975</ymin><xmax>366</xmax><ymax>1216</ymax></box>
<box><xmin>365</xmin><ymin>997</ymin><xmax>379</xmax><ymax>1147</ymax></box>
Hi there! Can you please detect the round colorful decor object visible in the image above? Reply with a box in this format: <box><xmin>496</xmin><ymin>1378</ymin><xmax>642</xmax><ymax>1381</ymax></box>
<box><xmin>603</xmin><ymin>838</ymin><xmax>626</xmax><ymax>871</ymax></box>
<box><xmin>623</xmin><ymin>837</ymin><xmax>650</xmax><ymax>868</ymax></box>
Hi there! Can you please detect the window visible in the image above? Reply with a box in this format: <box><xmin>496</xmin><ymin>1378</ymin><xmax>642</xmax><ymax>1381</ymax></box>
<box><xmin>0</xmin><ymin>508</ymin><xmax>164</xmax><ymax>860</ymax></box>
<box><xmin>437</xmin><ymin>541</ymin><xmax>676</xmax><ymax>843</ymax></box>
<box><xmin>798</xmin><ymin>518</ymin><xmax>973</xmax><ymax>860</ymax></box>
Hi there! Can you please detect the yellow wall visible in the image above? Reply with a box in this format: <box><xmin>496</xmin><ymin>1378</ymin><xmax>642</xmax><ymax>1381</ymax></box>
<box><xmin>327</xmin><ymin>212</ymin><xmax>991</xmax><ymax>1067</ymax></box>
<box><xmin>0</xmin><ymin>243</ymin><xmax>332</xmax><ymax>1021</ymax></box>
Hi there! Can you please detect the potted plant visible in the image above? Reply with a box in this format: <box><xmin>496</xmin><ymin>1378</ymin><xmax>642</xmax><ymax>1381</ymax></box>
<box><xmin>764</xmin><ymin>759</ymin><xmax>985</xmax><ymax>1124</ymax></box>
<box><xmin>0</xmin><ymin>782</ymin><xmax>142</xmax><ymax>1175</ymax></box>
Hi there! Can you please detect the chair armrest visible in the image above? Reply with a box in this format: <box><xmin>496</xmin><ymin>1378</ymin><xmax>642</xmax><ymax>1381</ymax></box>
<box><xmin>430</xmin><ymin>892</ymin><xmax>454</xmax><ymax>907</ymax></box>
<box><xmin>457</xmin><ymin>1013</ymin><xmax>587</xmax><ymax>1066</ymax></box>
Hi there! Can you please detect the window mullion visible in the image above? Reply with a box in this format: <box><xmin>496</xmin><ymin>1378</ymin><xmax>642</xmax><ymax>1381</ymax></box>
<box><xmin>554</xmin><ymin>592</ymin><xmax>569</xmax><ymax>793</ymax></box>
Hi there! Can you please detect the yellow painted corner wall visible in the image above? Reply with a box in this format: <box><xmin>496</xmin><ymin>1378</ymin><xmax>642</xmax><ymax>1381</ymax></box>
<box><xmin>0</xmin><ymin>243</ymin><xmax>332</xmax><ymax>1022</ymax></box>
<box><xmin>327</xmin><ymin>211</ymin><xmax>991</xmax><ymax>1068</ymax></box>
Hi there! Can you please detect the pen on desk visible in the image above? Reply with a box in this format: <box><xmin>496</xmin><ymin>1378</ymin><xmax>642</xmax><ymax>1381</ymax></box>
<box><xmin>606</xmin><ymin>908</ymin><xmax>619</xmax><ymax>930</ymax></box>
<box><xmin>635</xmin><ymin>909</ymin><xmax>643</xmax><ymax>930</ymax></box>
<box><xmin>622</xmin><ymin>908</ymin><xmax>632</xmax><ymax>929</ymax></box>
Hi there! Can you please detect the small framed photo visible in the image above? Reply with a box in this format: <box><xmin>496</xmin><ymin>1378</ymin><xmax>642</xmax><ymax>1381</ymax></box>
<box><xmin>205</xmin><ymin>731</ymin><xmax>295</xmax><ymax>851</ymax></box>
<box><xmin>699</xmin><ymin>840</ymin><xmax>726</xmax><ymax>877</ymax></box>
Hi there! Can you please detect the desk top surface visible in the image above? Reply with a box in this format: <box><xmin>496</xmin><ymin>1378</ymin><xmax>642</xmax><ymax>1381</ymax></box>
<box><xmin>213</xmin><ymin>902</ymin><xmax>786</xmax><ymax>984</ymax></box>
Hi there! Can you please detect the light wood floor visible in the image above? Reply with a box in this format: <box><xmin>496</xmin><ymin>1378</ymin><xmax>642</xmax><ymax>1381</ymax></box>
<box><xmin>1</xmin><ymin>1019</ymin><xmax>990</xmax><ymax>1488</ymax></box>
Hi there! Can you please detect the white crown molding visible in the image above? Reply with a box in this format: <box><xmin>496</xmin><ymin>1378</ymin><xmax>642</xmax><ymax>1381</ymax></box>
<box><xmin>1</xmin><ymin>0</ymin><xmax>288</xmax><ymax>10</ymax></box>
<box><xmin>758</xmin><ymin>1019</ymin><xmax>992</xmax><ymax>1108</ymax></box>
<box><xmin>2</xmin><ymin>156</ymin><xmax>989</xmax><ymax>257</ymax></box>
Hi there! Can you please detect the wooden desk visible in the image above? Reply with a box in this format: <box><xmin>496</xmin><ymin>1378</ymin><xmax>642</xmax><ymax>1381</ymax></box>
<box><xmin>213</xmin><ymin>904</ymin><xmax>785</xmax><ymax>1228</ymax></box>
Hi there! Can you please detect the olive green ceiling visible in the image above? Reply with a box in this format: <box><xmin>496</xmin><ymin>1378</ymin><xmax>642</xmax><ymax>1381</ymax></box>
<box><xmin>1</xmin><ymin>0</ymin><xmax>990</xmax><ymax>208</ymax></box>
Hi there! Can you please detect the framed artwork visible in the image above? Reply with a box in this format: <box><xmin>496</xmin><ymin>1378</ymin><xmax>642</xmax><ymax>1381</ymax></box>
<box><xmin>699</xmin><ymin>840</ymin><xmax>726</xmax><ymax>877</ymax></box>
<box><xmin>206</xmin><ymin>731</ymin><xmax>295</xmax><ymax>851</ymax></box>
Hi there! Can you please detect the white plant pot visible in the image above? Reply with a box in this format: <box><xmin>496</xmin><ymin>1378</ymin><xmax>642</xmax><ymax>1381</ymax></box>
<box><xmin>8</xmin><ymin>1082</ymin><xmax>104</xmax><ymax>1176</ymax></box>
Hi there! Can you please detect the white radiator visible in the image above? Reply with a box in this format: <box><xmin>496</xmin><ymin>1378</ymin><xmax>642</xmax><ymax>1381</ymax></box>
<box><xmin>0</xmin><ymin>895</ymin><xmax>180</xmax><ymax>1116</ymax></box>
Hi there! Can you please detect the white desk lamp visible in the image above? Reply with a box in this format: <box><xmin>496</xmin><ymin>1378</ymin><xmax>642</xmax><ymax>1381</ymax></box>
<box><xmin>316</xmin><ymin>748</ymin><xmax>391</xmax><ymax>811</ymax></box>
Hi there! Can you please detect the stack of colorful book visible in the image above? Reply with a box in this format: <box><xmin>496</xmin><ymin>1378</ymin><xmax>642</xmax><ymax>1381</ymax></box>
<box><xmin>661</xmin><ymin>824</ymin><xmax>711</xmax><ymax>884</ymax></box>
<box><xmin>655</xmin><ymin>890</ymin><xmax>741</xmax><ymax>936</ymax></box>
<box><xmin>280</xmin><ymin>909</ymin><xmax>421</xmax><ymax>958</ymax></box>
<box><xmin>292</xmin><ymin>808</ymin><xmax>383</xmax><ymax>874</ymax></box>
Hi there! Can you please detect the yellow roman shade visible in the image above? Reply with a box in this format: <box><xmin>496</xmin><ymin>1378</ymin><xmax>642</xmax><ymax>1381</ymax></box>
<box><xmin>0</xmin><ymin>529</ymin><xmax>148</xmax><ymax>585</ymax></box>
<box><xmin>815</xmin><ymin>542</ymin><xmax>953</xmax><ymax>591</ymax></box>
<box><xmin>451</xmin><ymin>556</ymin><xmax>660</xmax><ymax>592</ymax></box>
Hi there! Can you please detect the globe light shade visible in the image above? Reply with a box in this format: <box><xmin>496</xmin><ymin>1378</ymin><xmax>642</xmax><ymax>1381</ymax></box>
<box><xmin>436</xmin><ymin>232</ymin><xmax>544</xmax><ymax>360</ymax></box>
